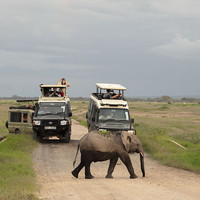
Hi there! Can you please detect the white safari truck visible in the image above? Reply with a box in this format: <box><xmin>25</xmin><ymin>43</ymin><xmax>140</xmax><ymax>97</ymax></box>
<box><xmin>32</xmin><ymin>84</ymin><xmax>72</xmax><ymax>142</ymax></box>
<box><xmin>86</xmin><ymin>83</ymin><xmax>136</xmax><ymax>134</ymax></box>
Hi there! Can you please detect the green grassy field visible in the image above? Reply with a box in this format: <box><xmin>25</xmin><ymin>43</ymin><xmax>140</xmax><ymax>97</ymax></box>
<box><xmin>130</xmin><ymin>102</ymin><xmax>200</xmax><ymax>172</ymax></box>
<box><xmin>0</xmin><ymin>99</ymin><xmax>199</xmax><ymax>199</ymax></box>
<box><xmin>0</xmin><ymin>100</ymin><xmax>38</xmax><ymax>200</ymax></box>
<box><xmin>71</xmin><ymin>101</ymin><xmax>200</xmax><ymax>173</ymax></box>
<box><xmin>0</xmin><ymin>104</ymin><xmax>10</xmax><ymax>137</ymax></box>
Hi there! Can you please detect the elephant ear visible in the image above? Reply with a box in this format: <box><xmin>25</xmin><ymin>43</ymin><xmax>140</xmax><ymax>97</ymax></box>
<box><xmin>121</xmin><ymin>131</ymin><xmax>132</xmax><ymax>152</ymax></box>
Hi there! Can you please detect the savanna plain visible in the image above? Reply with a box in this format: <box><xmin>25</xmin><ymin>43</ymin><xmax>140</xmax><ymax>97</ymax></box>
<box><xmin>0</xmin><ymin>100</ymin><xmax>200</xmax><ymax>199</ymax></box>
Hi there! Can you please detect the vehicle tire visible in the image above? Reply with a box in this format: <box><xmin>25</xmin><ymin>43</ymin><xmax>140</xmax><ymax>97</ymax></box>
<box><xmin>38</xmin><ymin>135</ymin><xmax>43</xmax><ymax>143</ymax></box>
<box><xmin>15</xmin><ymin>129</ymin><xmax>20</xmax><ymax>134</ymax></box>
<box><xmin>64</xmin><ymin>130</ymin><xmax>70</xmax><ymax>143</ymax></box>
<box><xmin>33</xmin><ymin>131</ymin><xmax>38</xmax><ymax>140</ymax></box>
<box><xmin>5</xmin><ymin>121</ymin><xmax>8</xmax><ymax>129</ymax></box>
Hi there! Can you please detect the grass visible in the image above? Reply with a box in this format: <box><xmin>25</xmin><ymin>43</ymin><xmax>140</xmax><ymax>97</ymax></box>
<box><xmin>0</xmin><ymin>100</ymin><xmax>38</xmax><ymax>200</ymax></box>
<box><xmin>0</xmin><ymin>134</ymin><xmax>38</xmax><ymax>200</ymax></box>
<box><xmin>0</xmin><ymin>104</ymin><xmax>10</xmax><ymax>137</ymax></box>
<box><xmin>131</xmin><ymin>102</ymin><xmax>200</xmax><ymax>173</ymax></box>
<box><xmin>72</xmin><ymin>115</ymin><xmax>87</xmax><ymax>127</ymax></box>
<box><xmin>71</xmin><ymin>101</ymin><xmax>200</xmax><ymax>173</ymax></box>
<box><xmin>71</xmin><ymin>101</ymin><xmax>88</xmax><ymax>127</ymax></box>
<box><xmin>0</xmin><ymin>99</ymin><xmax>199</xmax><ymax>199</ymax></box>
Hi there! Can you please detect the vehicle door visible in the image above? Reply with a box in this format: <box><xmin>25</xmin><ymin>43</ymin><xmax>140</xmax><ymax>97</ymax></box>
<box><xmin>86</xmin><ymin>100</ymin><xmax>93</xmax><ymax>126</ymax></box>
<box><xmin>90</xmin><ymin>104</ymin><xmax>98</xmax><ymax>128</ymax></box>
<box><xmin>8</xmin><ymin>111</ymin><xmax>22</xmax><ymax>133</ymax></box>
<box><xmin>21</xmin><ymin>112</ymin><xmax>33</xmax><ymax>134</ymax></box>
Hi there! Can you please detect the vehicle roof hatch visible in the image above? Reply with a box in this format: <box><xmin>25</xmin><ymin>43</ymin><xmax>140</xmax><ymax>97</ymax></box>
<box><xmin>96</xmin><ymin>83</ymin><xmax>126</xmax><ymax>91</ymax></box>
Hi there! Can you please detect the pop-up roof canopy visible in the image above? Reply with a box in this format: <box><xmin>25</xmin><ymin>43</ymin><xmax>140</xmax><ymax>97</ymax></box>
<box><xmin>40</xmin><ymin>84</ymin><xmax>67</xmax><ymax>97</ymax></box>
<box><xmin>40</xmin><ymin>84</ymin><xmax>66</xmax><ymax>88</ymax></box>
<box><xmin>96</xmin><ymin>83</ymin><xmax>126</xmax><ymax>91</ymax></box>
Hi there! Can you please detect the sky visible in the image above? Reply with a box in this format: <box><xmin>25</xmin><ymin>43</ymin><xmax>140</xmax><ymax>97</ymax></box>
<box><xmin>0</xmin><ymin>0</ymin><xmax>200</xmax><ymax>98</ymax></box>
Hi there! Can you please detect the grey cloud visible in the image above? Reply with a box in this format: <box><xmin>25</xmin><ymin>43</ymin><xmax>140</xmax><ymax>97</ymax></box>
<box><xmin>0</xmin><ymin>1</ymin><xmax>200</xmax><ymax>97</ymax></box>
<box><xmin>151</xmin><ymin>34</ymin><xmax>200</xmax><ymax>61</ymax></box>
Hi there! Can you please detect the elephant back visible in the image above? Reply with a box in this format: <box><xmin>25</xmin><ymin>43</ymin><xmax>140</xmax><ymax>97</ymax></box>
<box><xmin>80</xmin><ymin>132</ymin><xmax>117</xmax><ymax>153</ymax></box>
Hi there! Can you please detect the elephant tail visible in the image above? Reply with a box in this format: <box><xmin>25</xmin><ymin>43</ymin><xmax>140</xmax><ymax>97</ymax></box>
<box><xmin>73</xmin><ymin>143</ymin><xmax>80</xmax><ymax>168</ymax></box>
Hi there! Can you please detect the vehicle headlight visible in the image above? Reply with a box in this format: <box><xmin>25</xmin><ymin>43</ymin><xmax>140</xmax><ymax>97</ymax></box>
<box><xmin>60</xmin><ymin>120</ymin><xmax>68</xmax><ymax>125</ymax></box>
<box><xmin>33</xmin><ymin>120</ymin><xmax>41</xmax><ymax>125</ymax></box>
<box><xmin>128</xmin><ymin>130</ymin><xmax>136</xmax><ymax>135</ymax></box>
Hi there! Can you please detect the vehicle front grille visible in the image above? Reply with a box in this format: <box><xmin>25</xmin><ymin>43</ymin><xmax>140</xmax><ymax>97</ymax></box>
<box><xmin>42</xmin><ymin>120</ymin><xmax>59</xmax><ymax>126</ymax></box>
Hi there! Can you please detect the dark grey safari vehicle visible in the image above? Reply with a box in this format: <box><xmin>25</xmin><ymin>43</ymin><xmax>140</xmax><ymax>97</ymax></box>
<box><xmin>32</xmin><ymin>84</ymin><xmax>72</xmax><ymax>142</ymax></box>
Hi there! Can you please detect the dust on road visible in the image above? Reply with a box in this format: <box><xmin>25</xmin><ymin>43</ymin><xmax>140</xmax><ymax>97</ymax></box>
<box><xmin>32</xmin><ymin>119</ymin><xmax>200</xmax><ymax>200</ymax></box>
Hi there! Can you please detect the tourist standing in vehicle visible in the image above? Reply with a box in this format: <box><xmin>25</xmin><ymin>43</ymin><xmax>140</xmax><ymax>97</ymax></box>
<box><xmin>56</xmin><ymin>78</ymin><xmax>71</xmax><ymax>97</ymax></box>
<box><xmin>57</xmin><ymin>78</ymin><xmax>71</xmax><ymax>87</ymax></box>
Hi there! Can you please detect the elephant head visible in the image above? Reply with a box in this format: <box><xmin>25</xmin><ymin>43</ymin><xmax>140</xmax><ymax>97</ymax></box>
<box><xmin>121</xmin><ymin>131</ymin><xmax>145</xmax><ymax>177</ymax></box>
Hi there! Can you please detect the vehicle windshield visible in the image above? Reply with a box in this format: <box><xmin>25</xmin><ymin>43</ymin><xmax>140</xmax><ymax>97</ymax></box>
<box><xmin>36</xmin><ymin>102</ymin><xmax>65</xmax><ymax>117</ymax></box>
<box><xmin>98</xmin><ymin>108</ymin><xmax>130</xmax><ymax>122</ymax></box>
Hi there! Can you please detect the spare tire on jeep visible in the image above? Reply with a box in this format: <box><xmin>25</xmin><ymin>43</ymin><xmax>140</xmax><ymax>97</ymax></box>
<box><xmin>5</xmin><ymin>121</ymin><xmax>8</xmax><ymax>129</ymax></box>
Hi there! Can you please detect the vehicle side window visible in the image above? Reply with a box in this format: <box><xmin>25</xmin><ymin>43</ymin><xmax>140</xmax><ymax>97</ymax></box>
<box><xmin>10</xmin><ymin>112</ymin><xmax>22</xmax><ymax>122</ymax></box>
<box><xmin>67</xmin><ymin>102</ymin><xmax>71</xmax><ymax>113</ymax></box>
<box><xmin>88</xmin><ymin>100</ymin><xmax>93</xmax><ymax>114</ymax></box>
<box><xmin>23</xmin><ymin>113</ymin><xmax>28</xmax><ymax>123</ymax></box>
<box><xmin>65</xmin><ymin>102</ymin><xmax>71</xmax><ymax>115</ymax></box>
<box><xmin>91</xmin><ymin>105</ymin><xmax>97</xmax><ymax>120</ymax></box>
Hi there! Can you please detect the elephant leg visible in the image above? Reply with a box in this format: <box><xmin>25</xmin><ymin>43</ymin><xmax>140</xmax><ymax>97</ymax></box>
<box><xmin>85</xmin><ymin>162</ymin><xmax>94</xmax><ymax>179</ymax></box>
<box><xmin>72</xmin><ymin>151</ymin><xmax>87</xmax><ymax>178</ymax></box>
<box><xmin>106</xmin><ymin>157</ymin><xmax>118</xmax><ymax>178</ymax></box>
<box><xmin>119</xmin><ymin>153</ymin><xmax>138</xmax><ymax>179</ymax></box>
<box><xmin>71</xmin><ymin>162</ymin><xmax>84</xmax><ymax>178</ymax></box>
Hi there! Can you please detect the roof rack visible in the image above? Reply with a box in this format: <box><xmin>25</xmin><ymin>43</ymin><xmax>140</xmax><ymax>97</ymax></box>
<box><xmin>16</xmin><ymin>99</ymin><xmax>38</xmax><ymax>103</ymax></box>
<box><xmin>40</xmin><ymin>84</ymin><xmax>66</xmax><ymax>88</ymax></box>
<box><xmin>96</xmin><ymin>83</ymin><xmax>126</xmax><ymax>90</ymax></box>
<box><xmin>95</xmin><ymin>83</ymin><xmax>126</xmax><ymax>100</ymax></box>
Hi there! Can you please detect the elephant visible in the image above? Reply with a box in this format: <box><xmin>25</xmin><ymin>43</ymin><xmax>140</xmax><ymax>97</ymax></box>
<box><xmin>71</xmin><ymin>130</ymin><xmax>145</xmax><ymax>179</ymax></box>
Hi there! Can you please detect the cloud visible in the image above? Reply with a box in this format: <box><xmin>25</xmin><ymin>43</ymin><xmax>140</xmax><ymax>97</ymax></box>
<box><xmin>0</xmin><ymin>1</ymin><xmax>200</xmax><ymax>97</ymax></box>
<box><xmin>151</xmin><ymin>34</ymin><xmax>200</xmax><ymax>61</ymax></box>
<box><xmin>150</xmin><ymin>0</ymin><xmax>200</xmax><ymax>17</ymax></box>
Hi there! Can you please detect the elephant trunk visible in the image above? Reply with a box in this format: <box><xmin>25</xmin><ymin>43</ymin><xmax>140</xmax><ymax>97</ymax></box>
<box><xmin>139</xmin><ymin>152</ymin><xmax>145</xmax><ymax>177</ymax></box>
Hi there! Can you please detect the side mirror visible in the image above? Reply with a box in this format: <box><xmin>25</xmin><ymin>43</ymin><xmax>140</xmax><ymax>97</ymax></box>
<box><xmin>31</xmin><ymin>113</ymin><xmax>34</xmax><ymax>121</ymax></box>
<box><xmin>68</xmin><ymin>112</ymin><xmax>72</xmax><ymax>117</ymax></box>
<box><xmin>131</xmin><ymin>118</ymin><xmax>134</xmax><ymax>124</ymax></box>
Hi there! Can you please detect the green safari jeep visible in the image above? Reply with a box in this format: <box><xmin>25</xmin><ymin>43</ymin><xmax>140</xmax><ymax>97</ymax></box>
<box><xmin>6</xmin><ymin>99</ymin><xmax>37</xmax><ymax>134</ymax></box>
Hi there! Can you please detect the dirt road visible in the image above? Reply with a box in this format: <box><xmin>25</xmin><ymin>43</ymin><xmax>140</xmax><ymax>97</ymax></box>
<box><xmin>32</xmin><ymin>120</ymin><xmax>200</xmax><ymax>200</ymax></box>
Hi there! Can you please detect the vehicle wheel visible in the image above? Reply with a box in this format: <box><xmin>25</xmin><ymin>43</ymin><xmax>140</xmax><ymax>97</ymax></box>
<box><xmin>64</xmin><ymin>130</ymin><xmax>70</xmax><ymax>143</ymax></box>
<box><xmin>5</xmin><ymin>121</ymin><xmax>8</xmax><ymax>129</ymax></box>
<box><xmin>33</xmin><ymin>131</ymin><xmax>38</xmax><ymax>140</ymax></box>
<box><xmin>38</xmin><ymin>135</ymin><xmax>43</xmax><ymax>143</ymax></box>
<box><xmin>15</xmin><ymin>129</ymin><xmax>20</xmax><ymax>134</ymax></box>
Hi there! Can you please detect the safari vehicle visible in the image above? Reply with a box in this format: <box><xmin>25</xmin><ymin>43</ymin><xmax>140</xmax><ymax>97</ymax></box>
<box><xmin>86</xmin><ymin>83</ymin><xmax>135</xmax><ymax>134</ymax></box>
<box><xmin>6</xmin><ymin>99</ymin><xmax>37</xmax><ymax>134</ymax></box>
<box><xmin>32</xmin><ymin>84</ymin><xmax>72</xmax><ymax>142</ymax></box>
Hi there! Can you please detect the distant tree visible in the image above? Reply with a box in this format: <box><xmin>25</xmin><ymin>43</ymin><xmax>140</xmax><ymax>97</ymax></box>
<box><xmin>161</xmin><ymin>96</ymin><xmax>173</xmax><ymax>103</ymax></box>
<box><xmin>181</xmin><ymin>97</ymin><xmax>199</xmax><ymax>103</ymax></box>
<box><xmin>12</xmin><ymin>95</ymin><xmax>21</xmax><ymax>99</ymax></box>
